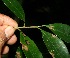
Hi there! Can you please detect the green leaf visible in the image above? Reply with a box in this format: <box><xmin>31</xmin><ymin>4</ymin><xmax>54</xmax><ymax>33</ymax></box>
<box><xmin>2</xmin><ymin>0</ymin><xmax>25</xmax><ymax>21</ymax></box>
<box><xmin>41</xmin><ymin>30</ymin><xmax>69</xmax><ymax>58</ymax></box>
<box><xmin>46</xmin><ymin>23</ymin><xmax>70</xmax><ymax>43</ymax></box>
<box><xmin>15</xmin><ymin>46</ymin><xmax>23</xmax><ymax>58</ymax></box>
<box><xmin>20</xmin><ymin>32</ymin><xmax>43</xmax><ymax>58</ymax></box>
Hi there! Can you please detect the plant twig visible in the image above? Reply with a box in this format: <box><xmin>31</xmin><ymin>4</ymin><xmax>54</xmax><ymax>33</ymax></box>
<box><xmin>18</xmin><ymin>25</ymin><xmax>46</xmax><ymax>29</ymax></box>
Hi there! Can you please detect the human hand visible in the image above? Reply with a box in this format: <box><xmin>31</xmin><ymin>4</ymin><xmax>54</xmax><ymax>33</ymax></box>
<box><xmin>0</xmin><ymin>14</ymin><xmax>18</xmax><ymax>57</ymax></box>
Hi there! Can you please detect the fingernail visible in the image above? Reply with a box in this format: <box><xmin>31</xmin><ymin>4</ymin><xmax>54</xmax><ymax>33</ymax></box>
<box><xmin>5</xmin><ymin>26</ymin><xmax>15</xmax><ymax>38</ymax></box>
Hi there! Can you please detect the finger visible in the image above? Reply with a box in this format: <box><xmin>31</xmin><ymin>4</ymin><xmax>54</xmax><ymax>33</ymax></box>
<box><xmin>7</xmin><ymin>34</ymin><xmax>17</xmax><ymax>45</ymax></box>
<box><xmin>0</xmin><ymin>13</ymin><xmax>18</xmax><ymax>29</ymax></box>
<box><xmin>2</xmin><ymin>46</ymin><xmax>9</xmax><ymax>54</ymax></box>
<box><xmin>5</xmin><ymin>26</ymin><xmax>15</xmax><ymax>38</ymax></box>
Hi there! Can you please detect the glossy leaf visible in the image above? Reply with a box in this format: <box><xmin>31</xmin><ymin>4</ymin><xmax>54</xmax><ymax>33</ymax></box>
<box><xmin>46</xmin><ymin>23</ymin><xmax>70</xmax><ymax>43</ymax></box>
<box><xmin>41</xmin><ymin>30</ymin><xmax>69</xmax><ymax>58</ymax></box>
<box><xmin>2</xmin><ymin>0</ymin><xmax>25</xmax><ymax>21</ymax></box>
<box><xmin>20</xmin><ymin>32</ymin><xmax>43</xmax><ymax>58</ymax></box>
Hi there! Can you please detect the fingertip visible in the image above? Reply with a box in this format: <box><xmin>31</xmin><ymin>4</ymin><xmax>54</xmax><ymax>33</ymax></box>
<box><xmin>2</xmin><ymin>46</ymin><xmax>9</xmax><ymax>54</ymax></box>
<box><xmin>7</xmin><ymin>34</ymin><xmax>17</xmax><ymax>45</ymax></box>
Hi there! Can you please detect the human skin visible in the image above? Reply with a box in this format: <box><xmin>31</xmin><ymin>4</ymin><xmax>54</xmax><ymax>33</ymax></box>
<box><xmin>0</xmin><ymin>13</ymin><xmax>18</xmax><ymax>58</ymax></box>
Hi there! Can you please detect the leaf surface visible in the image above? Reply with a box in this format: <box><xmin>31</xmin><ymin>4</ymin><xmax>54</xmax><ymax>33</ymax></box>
<box><xmin>15</xmin><ymin>46</ymin><xmax>23</xmax><ymax>58</ymax></box>
<box><xmin>20</xmin><ymin>32</ymin><xmax>43</xmax><ymax>58</ymax></box>
<box><xmin>46</xmin><ymin>23</ymin><xmax>70</xmax><ymax>43</ymax></box>
<box><xmin>41</xmin><ymin>30</ymin><xmax>69</xmax><ymax>58</ymax></box>
<box><xmin>2</xmin><ymin>0</ymin><xmax>25</xmax><ymax>21</ymax></box>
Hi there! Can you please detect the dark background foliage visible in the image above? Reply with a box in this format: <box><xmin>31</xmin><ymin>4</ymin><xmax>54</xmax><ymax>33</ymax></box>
<box><xmin>0</xmin><ymin>0</ymin><xmax>70</xmax><ymax>58</ymax></box>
